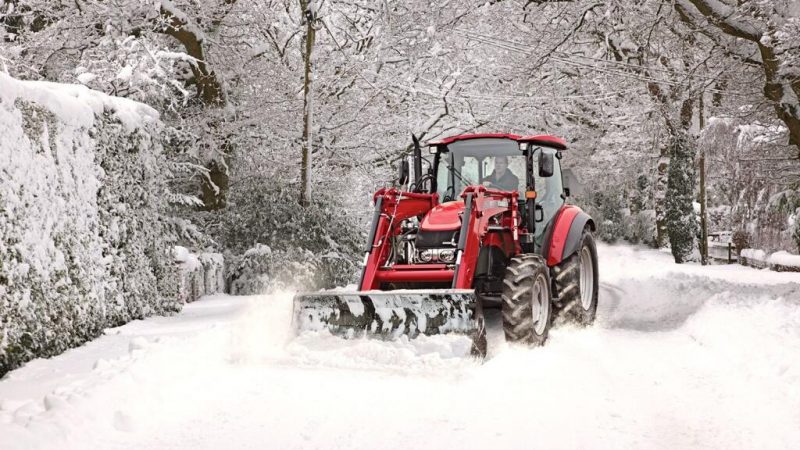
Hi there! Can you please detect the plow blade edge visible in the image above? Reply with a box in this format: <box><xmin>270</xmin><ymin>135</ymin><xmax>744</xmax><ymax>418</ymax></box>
<box><xmin>292</xmin><ymin>290</ymin><xmax>485</xmax><ymax>355</ymax></box>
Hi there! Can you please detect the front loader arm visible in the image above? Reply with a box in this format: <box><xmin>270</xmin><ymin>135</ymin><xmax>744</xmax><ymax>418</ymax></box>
<box><xmin>360</xmin><ymin>188</ymin><xmax>439</xmax><ymax>290</ymax></box>
<box><xmin>452</xmin><ymin>186</ymin><xmax>521</xmax><ymax>289</ymax></box>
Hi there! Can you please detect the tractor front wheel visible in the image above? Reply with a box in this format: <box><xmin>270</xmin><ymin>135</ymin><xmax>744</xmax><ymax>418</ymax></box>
<box><xmin>501</xmin><ymin>255</ymin><xmax>553</xmax><ymax>346</ymax></box>
<box><xmin>553</xmin><ymin>229</ymin><xmax>599</xmax><ymax>325</ymax></box>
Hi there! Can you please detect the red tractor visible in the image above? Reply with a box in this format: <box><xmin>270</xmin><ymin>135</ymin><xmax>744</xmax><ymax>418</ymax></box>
<box><xmin>293</xmin><ymin>133</ymin><xmax>598</xmax><ymax>356</ymax></box>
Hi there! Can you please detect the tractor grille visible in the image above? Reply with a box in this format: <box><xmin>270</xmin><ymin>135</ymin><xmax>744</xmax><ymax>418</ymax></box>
<box><xmin>415</xmin><ymin>230</ymin><xmax>459</xmax><ymax>248</ymax></box>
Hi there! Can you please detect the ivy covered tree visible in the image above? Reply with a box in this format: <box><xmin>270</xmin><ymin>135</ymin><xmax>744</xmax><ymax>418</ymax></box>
<box><xmin>665</xmin><ymin>130</ymin><xmax>698</xmax><ymax>263</ymax></box>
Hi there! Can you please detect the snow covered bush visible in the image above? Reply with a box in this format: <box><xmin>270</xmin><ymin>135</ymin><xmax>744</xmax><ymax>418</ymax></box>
<box><xmin>580</xmin><ymin>189</ymin><xmax>627</xmax><ymax>244</ymax></box>
<box><xmin>227</xmin><ymin>245</ymin><xmax>322</xmax><ymax>295</ymax></box>
<box><xmin>199</xmin><ymin>252</ymin><xmax>225</xmax><ymax>296</ymax></box>
<box><xmin>174</xmin><ymin>247</ymin><xmax>224</xmax><ymax>303</ymax></box>
<box><xmin>794</xmin><ymin>212</ymin><xmax>800</xmax><ymax>253</ymax></box>
<box><xmin>740</xmin><ymin>249</ymin><xmax>800</xmax><ymax>272</ymax></box>
<box><xmin>623</xmin><ymin>176</ymin><xmax>656</xmax><ymax>246</ymax></box>
<box><xmin>0</xmin><ymin>74</ymin><xmax>179</xmax><ymax>376</ymax></box>
<box><xmin>732</xmin><ymin>230</ymin><xmax>751</xmax><ymax>255</ymax></box>
<box><xmin>576</xmin><ymin>175</ymin><xmax>657</xmax><ymax>246</ymax></box>
<box><xmin>767</xmin><ymin>251</ymin><xmax>800</xmax><ymax>272</ymax></box>
<box><xmin>626</xmin><ymin>209</ymin><xmax>657</xmax><ymax>247</ymax></box>
<box><xmin>739</xmin><ymin>248</ymin><xmax>768</xmax><ymax>269</ymax></box>
<box><xmin>212</xmin><ymin>181</ymin><xmax>363</xmax><ymax>293</ymax></box>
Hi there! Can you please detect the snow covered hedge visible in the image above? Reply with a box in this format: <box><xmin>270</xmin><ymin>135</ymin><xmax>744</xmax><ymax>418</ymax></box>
<box><xmin>766</xmin><ymin>251</ymin><xmax>800</xmax><ymax>273</ymax></box>
<box><xmin>740</xmin><ymin>249</ymin><xmax>800</xmax><ymax>272</ymax></box>
<box><xmin>174</xmin><ymin>246</ymin><xmax>225</xmax><ymax>302</ymax></box>
<box><xmin>0</xmin><ymin>74</ymin><xmax>180</xmax><ymax>376</ymax></box>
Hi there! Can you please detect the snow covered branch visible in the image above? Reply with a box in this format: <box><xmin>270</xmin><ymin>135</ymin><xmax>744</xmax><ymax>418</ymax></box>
<box><xmin>678</xmin><ymin>0</ymin><xmax>800</xmax><ymax>155</ymax></box>
<box><xmin>679</xmin><ymin>0</ymin><xmax>763</xmax><ymax>41</ymax></box>
<box><xmin>157</xmin><ymin>0</ymin><xmax>225</xmax><ymax>106</ymax></box>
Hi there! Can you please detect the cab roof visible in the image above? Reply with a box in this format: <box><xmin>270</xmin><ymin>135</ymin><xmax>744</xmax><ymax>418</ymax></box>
<box><xmin>427</xmin><ymin>133</ymin><xmax>567</xmax><ymax>150</ymax></box>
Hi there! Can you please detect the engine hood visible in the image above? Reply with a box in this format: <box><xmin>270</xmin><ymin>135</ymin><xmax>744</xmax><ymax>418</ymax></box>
<box><xmin>420</xmin><ymin>200</ymin><xmax>465</xmax><ymax>232</ymax></box>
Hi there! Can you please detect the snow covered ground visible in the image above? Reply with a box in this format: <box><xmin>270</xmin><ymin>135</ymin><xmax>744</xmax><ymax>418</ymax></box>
<box><xmin>2</xmin><ymin>244</ymin><xmax>799</xmax><ymax>450</ymax></box>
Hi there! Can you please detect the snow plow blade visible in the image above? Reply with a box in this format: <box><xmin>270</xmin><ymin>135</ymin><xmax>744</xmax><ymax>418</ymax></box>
<box><xmin>292</xmin><ymin>290</ymin><xmax>485</xmax><ymax>356</ymax></box>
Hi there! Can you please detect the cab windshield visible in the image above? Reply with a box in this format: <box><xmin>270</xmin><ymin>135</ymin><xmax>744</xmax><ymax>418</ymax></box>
<box><xmin>434</xmin><ymin>138</ymin><xmax>525</xmax><ymax>202</ymax></box>
<box><xmin>433</xmin><ymin>137</ymin><xmax>565</xmax><ymax>238</ymax></box>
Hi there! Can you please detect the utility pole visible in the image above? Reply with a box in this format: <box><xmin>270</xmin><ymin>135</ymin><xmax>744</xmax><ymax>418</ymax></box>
<box><xmin>699</xmin><ymin>94</ymin><xmax>709</xmax><ymax>265</ymax></box>
<box><xmin>299</xmin><ymin>0</ymin><xmax>317</xmax><ymax>207</ymax></box>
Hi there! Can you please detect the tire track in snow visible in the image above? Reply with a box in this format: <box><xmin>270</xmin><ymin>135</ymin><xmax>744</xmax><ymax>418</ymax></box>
<box><xmin>597</xmin><ymin>273</ymin><xmax>800</xmax><ymax>332</ymax></box>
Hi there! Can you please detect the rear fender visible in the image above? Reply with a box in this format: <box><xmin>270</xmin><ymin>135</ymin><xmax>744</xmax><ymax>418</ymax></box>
<box><xmin>542</xmin><ymin>205</ymin><xmax>594</xmax><ymax>267</ymax></box>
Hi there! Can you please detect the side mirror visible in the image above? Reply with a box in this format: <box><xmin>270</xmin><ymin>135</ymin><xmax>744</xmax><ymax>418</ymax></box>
<box><xmin>397</xmin><ymin>159</ymin><xmax>409</xmax><ymax>186</ymax></box>
<box><xmin>564</xmin><ymin>187</ymin><xmax>571</xmax><ymax>197</ymax></box>
<box><xmin>539</xmin><ymin>152</ymin><xmax>554</xmax><ymax>178</ymax></box>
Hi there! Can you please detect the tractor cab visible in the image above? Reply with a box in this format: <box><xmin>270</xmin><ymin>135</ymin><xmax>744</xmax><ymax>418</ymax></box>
<box><xmin>424</xmin><ymin>134</ymin><xmax>568</xmax><ymax>243</ymax></box>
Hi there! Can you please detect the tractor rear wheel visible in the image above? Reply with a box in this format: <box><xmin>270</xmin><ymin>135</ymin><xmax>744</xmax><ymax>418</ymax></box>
<box><xmin>501</xmin><ymin>255</ymin><xmax>552</xmax><ymax>346</ymax></box>
<box><xmin>553</xmin><ymin>229</ymin><xmax>599</xmax><ymax>325</ymax></box>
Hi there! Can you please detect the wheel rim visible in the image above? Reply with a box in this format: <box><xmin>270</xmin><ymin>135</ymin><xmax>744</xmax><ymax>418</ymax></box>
<box><xmin>530</xmin><ymin>273</ymin><xmax>550</xmax><ymax>335</ymax></box>
<box><xmin>579</xmin><ymin>246</ymin><xmax>594</xmax><ymax>310</ymax></box>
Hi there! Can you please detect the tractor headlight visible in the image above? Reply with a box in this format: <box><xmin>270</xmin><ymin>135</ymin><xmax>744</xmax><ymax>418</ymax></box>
<box><xmin>418</xmin><ymin>249</ymin><xmax>433</xmax><ymax>263</ymax></box>
<box><xmin>438</xmin><ymin>249</ymin><xmax>456</xmax><ymax>264</ymax></box>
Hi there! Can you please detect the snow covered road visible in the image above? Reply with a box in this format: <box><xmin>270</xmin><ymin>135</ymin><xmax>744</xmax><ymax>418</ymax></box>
<box><xmin>2</xmin><ymin>244</ymin><xmax>799</xmax><ymax>450</ymax></box>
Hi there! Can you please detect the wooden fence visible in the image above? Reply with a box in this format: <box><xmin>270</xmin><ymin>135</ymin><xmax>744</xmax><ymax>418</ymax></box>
<box><xmin>708</xmin><ymin>241</ymin><xmax>737</xmax><ymax>264</ymax></box>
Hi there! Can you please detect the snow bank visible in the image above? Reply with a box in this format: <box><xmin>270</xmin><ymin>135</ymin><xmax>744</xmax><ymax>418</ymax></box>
<box><xmin>0</xmin><ymin>73</ymin><xmax>179</xmax><ymax>376</ymax></box>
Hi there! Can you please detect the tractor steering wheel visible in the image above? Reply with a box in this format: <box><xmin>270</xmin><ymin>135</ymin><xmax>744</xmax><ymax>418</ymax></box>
<box><xmin>443</xmin><ymin>185</ymin><xmax>456</xmax><ymax>202</ymax></box>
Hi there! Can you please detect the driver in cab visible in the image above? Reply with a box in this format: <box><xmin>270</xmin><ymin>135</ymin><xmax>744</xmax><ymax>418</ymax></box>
<box><xmin>481</xmin><ymin>156</ymin><xmax>519</xmax><ymax>192</ymax></box>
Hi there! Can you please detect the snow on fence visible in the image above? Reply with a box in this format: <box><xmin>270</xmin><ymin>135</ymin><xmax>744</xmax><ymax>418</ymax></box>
<box><xmin>174</xmin><ymin>247</ymin><xmax>225</xmax><ymax>303</ymax></box>
<box><xmin>739</xmin><ymin>249</ymin><xmax>800</xmax><ymax>272</ymax></box>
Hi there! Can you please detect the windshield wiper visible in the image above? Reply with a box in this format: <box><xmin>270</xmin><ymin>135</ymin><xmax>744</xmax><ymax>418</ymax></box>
<box><xmin>446</xmin><ymin>163</ymin><xmax>475</xmax><ymax>200</ymax></box>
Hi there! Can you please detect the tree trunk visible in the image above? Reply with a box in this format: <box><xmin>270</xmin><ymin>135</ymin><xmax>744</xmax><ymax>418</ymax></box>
<box><xmin>665</xmin><ymin>98</ymin><xmax>698</xmax><ymax>264</ymax></box>
<box><xmin>758</xmin><ymin>42</ymin><xmax>800</xmax><ymax>154</ymax></box>
<box><xmin>648</xmin><ymin>81</ymin><xmax>672</xmax><ymax>249</ymax></box>
<box><xmin>698</xmin><ymin>95</ymin><xmax>708</xmax><ymax>265</ymax></box>
<box><xmin>655</xmin><ymin>139</ymin><xmax>670</xmax><ymax>248</ymax></box>
<box><xmin>158</xmin><ymin>5</ymin><xmax>225</xmax><ymax>107</ymax></box>
<box><xmin>158</xmin><ymin>3</ymin><xmax>229</xmax><ymax>210</ymax></box>
<box><xmin>299</xmin><ymin>0</ymin><xmax>316</xmax><ymax>207</ymax></box>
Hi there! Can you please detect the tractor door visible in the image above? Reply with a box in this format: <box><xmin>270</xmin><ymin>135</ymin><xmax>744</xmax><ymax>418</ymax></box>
<box><xmin>531</xmin><ymin>147</ymin><xmax>565</xmax><ymax>243</ymax></box>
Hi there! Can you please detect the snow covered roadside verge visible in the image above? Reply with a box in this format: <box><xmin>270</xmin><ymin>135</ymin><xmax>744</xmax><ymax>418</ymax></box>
<box><xmin>1</xmin><ymin>243</ymin><xmax>799</xmax><ymax>450</ymax></box>
<box><xmin>0</xmin><ymin>73</ymin><xmax>179</xmax><ymax>376</ymax></box>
